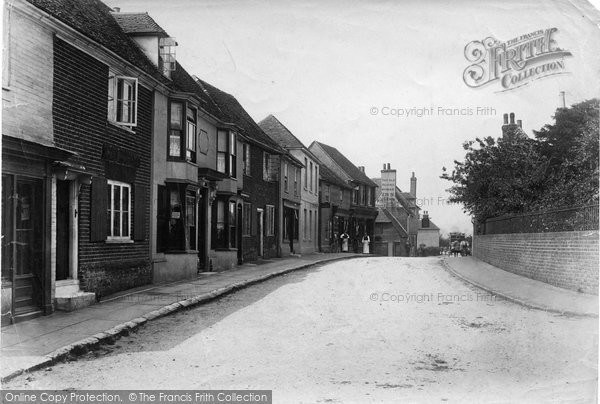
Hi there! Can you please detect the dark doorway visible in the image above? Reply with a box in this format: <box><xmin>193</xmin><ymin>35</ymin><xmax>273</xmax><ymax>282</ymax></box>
<box><xmin>257</xmin><ymin>209</ymin><xmax>264</xmax><ymax>257</ymax></box>
<box><xmin>197</xmin><ymin>188</ymin><xmax>207</xmax><ymax>271</ymax></box>
<box><xmin>237</xmin><ymin>203</ymin><xmax>243</xmax><ymax>264</ymax></box>
<box><xmin>8</xmin><ymin>176</ymin><xmax>44</xmax><ymax>315</ymax></box>
<box><xmin>56</xmin><ymin>180</ymin><xmax>70</xmax><ymax>280</ymax></box>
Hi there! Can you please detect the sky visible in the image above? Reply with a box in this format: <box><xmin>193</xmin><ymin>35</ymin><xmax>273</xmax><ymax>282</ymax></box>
<box><xmin>106</xmin><ymin>0</ymin><xmax>600</xmax><ymax>235</ymax></box>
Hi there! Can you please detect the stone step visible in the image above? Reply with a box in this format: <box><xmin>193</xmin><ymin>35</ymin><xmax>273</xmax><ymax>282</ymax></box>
<box><xmin>54</xmin><ymin>292</ymin><xmax>96</xmax><ymax>312</ymax></box>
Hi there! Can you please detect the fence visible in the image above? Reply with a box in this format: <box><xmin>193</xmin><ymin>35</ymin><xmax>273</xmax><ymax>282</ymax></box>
<box><xmin>479</xmin><ymin>204</ymin><xmax>599</xmax><ymax>235</ymax></box>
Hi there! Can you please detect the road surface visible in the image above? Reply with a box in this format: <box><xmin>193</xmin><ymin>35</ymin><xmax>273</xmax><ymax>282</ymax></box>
<box><xmin>4</xmin><ymin>257</ymin><xmax>598</xmax><ymax>402</ymax></box>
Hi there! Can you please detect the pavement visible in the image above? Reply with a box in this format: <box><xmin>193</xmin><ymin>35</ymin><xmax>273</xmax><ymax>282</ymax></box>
<box><xmin>1</xmin><ymin>253</ymin><xmax>597</xmax><ymax>383</ymax></box>
<box><xmin>443</xmin><ymin>256</ymin><xmax>598</xmax><ymax>317</ymax></box>
<box><xmin>0</xmin><ymin>253</ymin><xmax>364</xmax><ymax>382</ymax></box>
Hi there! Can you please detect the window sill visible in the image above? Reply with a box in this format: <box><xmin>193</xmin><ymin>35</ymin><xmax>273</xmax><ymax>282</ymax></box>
<box><xmin>105</xmin><ymin>238</ymin><xmax>134</xmax><ymax>244</ymax></box>
<box><xmin>166</xmin><ymin>158</ymin><xmax>200</xmax><ymax>166</ymax></box>
<box><xmin>107</xmin><ymin>121</ymin><xmax>136</xmax><ymax>134</ymax></box>
<box><xmin>214</xmin><ymin>248</ymin><xmax>238</xmax><ymax>252</ymax></box>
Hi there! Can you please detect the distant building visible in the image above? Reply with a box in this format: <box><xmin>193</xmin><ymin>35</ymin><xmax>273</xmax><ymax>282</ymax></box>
<box><xmin>259</xmin><ymin>115</ymin><xmax>319</xmax><ymax>255</ymax></box>
<box><xmin>417</xmin><ymin>211</ymin><xmax>440</xmax><ymax>249</ymax></box>
<box><xmin>317</xmin><ymin>164</ymin><xmax>354</xmax><ymax>252</ymax></box>
<box><xmin>309</xmin><ymin>142</ymin><xmax>378</xmax><ymax>252</ymax></box>
<box><xmin>371</xmin><ymin>164</ymin><xmax>439</xmax><ymax>256</ymax></box>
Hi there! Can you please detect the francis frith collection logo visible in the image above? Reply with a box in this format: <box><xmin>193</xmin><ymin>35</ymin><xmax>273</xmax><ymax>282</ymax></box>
<box><xmin>463</xmin><ymin>28</ymin><xmax>572</xmax><ymax>92</ymax></box>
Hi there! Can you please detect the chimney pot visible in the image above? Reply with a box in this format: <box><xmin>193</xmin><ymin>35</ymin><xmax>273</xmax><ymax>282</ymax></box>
<box><xmin>510</xmin><ymin>113</ymin><xmax>515</xmax><ymax>124</ymax></box>
<box><xmin>517</xmin><ymin>119</ymin><xmax>522</xmax><ymax>128</ymax></box>
<box><xmin>383</xmin><ymin>164</ymin><xmax>386</xmax><ymax>170</ymax></box>
<box><xmin>503</xmin><ymin>113</ymin><xmax>508</xmax><ymax>124</ymax></box>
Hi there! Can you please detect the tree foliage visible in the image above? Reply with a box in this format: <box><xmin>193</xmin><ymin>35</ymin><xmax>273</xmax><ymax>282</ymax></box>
<box><xmin>442</xmin><ymin>98</ymin><xmax>599</xmax><ymax>220</ymax></box>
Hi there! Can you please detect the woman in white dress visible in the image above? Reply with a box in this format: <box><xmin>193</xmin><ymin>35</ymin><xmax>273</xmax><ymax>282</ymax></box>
<box><xmin>362</xmin><ymin>234</ymin><xmax>370</xmax><ymax>254</ymax></box>
<box><xmin>340</xmin><ymin>232</ymin><xmax>349</xmax><ymax>252</ymax></box>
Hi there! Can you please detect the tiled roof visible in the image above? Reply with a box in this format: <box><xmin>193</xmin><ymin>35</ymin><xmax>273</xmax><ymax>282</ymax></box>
<box><xmin>258</xmin><ymin>115</ymin><xmax>306</xmax><ymax>149</ymax></box>
<box><xmin>381</xmin><ymin>208</ymin><xmax>408</xmax><ymax>235</ymax></box>
<box><xmin>419</xmin><ymin>220</ymin><xmax>440</xmax><ymax>230</ymax></box>
<box><xmin>375</xmin><ymin>208</ymin><xmax>391</xmax><ymax>223</ymax></box>
<box><xmin>195</xmin><ymin>79</ymin><xmax>285</xmax><ymax>153</ymax></box>
<box><xmin>111</xmin><ymin>12</ymin><xmax>168</xmax><ymax>36</ymax></box>
<box><xmin>320</xmin><ymin>164</ymin><xmax>352</xmax><ymax>189</ymax></box>
<box><xmin>27</xmin><ymin>0</ymin><xmax>169</xmax><ymax>85</ymax></box>
<box><xmin>169</xmin><ymin>63</ymin><xmax>225</xmax><ymax>120</ymax></box>
<box><xmin>312</xmin><ymin>142</ymin><xmax>377</xmax><ymax>187</ymax></box>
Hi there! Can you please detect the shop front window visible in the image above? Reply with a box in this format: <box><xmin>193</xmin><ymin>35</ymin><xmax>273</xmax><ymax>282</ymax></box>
<box><xmin>211</xmin><ymin>198</ymin><xmax>237</xmax><ymax>249</ymax></box>
<box><xmin>157</xmin><ymin>183</ymin><xmax>197</xmax><ymax>252</ymax></box>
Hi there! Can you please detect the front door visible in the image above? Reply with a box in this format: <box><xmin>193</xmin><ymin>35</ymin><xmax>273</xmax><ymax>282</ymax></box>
<box><xmin>2</xmin><ymin>175</ymin><xmax>45</xmax><ymax>316</ymax></box>
<box><xmin>257</xmin><ymin>209</ymin><xmax>264</xmax><ymax>257</ymax></box>
<box><xmin>56</xmin><ymin>180</ymin><xmax>70</xmax><ymax>280</ymax></box>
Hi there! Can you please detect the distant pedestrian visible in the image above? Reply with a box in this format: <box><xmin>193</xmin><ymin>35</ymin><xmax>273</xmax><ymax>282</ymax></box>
<box><xmin>340</xmin><ymin>232</ymin><xmax>349</xmax><ymax>252</ymax></box>
<box><xmin>460</xmin><ymin>240</ymin><xmax>468</xmax><ymax>256</ymax></box>
<box><xmin>451</xmin><ymin>240</ymin><xmax>460</xmax><ymax>257</ymax></box>
<box><xmin>362</xmin><ymin>234</ymin><xmax>370</xmax><ymax>254</ymax></box>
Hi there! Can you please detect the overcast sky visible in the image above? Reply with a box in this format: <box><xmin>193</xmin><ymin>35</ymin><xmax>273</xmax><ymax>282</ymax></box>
<box><xmin>106</xmin><ymin>0</ymin><xmax>600</xmax><ymax>235</ymax></box>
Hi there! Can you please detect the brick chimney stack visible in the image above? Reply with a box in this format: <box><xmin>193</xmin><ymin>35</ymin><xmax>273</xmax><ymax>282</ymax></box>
<box><xmin>421</xmin><ymin>211</ymin><xmax>430</xmax><ymax>228</ymax></box>
<box><xmin>410</xmin><ymin>172</ymin><xmax>417</xmax><ymax>198</ymax></box>
<box><xmin>502</xmin><ymin>112</ymin><xmax>525</xmax><ymax>140</ymax></box>
<box><xmin>380</xmin><ymin>163</ymin><xmax>397</xmax><ymax>207</ymax></box>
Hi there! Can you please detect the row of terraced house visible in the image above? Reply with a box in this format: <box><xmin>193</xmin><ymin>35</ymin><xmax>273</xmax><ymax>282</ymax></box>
<box><xmin>1</xmin><ymin>0</ymin><xmax>379</xmax><ymax>325</ymax></box>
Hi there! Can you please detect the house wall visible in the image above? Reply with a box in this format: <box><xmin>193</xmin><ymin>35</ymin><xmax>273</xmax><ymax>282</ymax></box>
<box><xmin>53</xmin><ymin>37</ymin><xmax>152</xmax><ymax>297</ymax></box>
<box><xmin>417</xmin><ymin>229</ymin><xmax>439</xmax><ymax>247</ymax></box>
<box><xmin>291</xmin><ymin>149</ymin><xmax>319</xmax><ymax>254</ymax></box>
<box><xmin>374</xmin><ymin>222</ymin><xmax>408</xmax><ymax>256</ymax></box>
<box><xmin>2</xmin><ymin>5</ymin><xmax>54</xmax><ymax>145</ymax></box>
<box><xmin>280</xmin><ymin>160</ymin><xmax>301</xmax><ymax>256</ymax></box>
<box><xmin>1</xmin><ymin>4</ymin><xmax>56</xmax><ymax>320</ymax></box>
<box><xmin>242</xmin><ymin>145</ymin><xmax>280</xmax><ymax>261</ymax></box>
<box><xmin>473</xmin><ymin>231</ymin><xmax>599</xmax><ymax>295</ymax></box>
<box><xmin>309</xmin><ymin>143</ymin><xmax>352</xmax><ymax>184</ymax></box>
<box><xmin>318</xmin><ymin>179</ymin><xmax>353</xmax><ymax>252</ymax></box>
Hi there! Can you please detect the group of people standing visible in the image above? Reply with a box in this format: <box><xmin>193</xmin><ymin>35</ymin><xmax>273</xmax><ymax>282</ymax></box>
<box><xmin>449</xmin><ymin>239</ymin><xmax>470</xmax><ymax>257</ymax></box>
<box><xmin>335</xmin><ymin>232</ymin><xmax>371</xmax><ymax>254</ymax></box>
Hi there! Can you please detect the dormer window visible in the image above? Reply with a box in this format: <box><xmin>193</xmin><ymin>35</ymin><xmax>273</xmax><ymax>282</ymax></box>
<box><xmin>159</xmin><ymin>37</ymin><xmax>177</xmax><ymax>78</ymax></box>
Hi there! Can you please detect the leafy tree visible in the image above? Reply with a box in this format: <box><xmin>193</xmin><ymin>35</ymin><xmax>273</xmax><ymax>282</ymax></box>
<box><xmin>441</xmin><ymin>135</ymin><xmax>546</xmax><ymax>221</ymax></box>
<box><xmin>442</xmin><ymin>98</ymin><xmax>599</xmax><ymax>220</ymax></box>
<box><xmin>533</xmin><ymin>99</ymin><xmax>599</xmax><ymax>209</ymax></box>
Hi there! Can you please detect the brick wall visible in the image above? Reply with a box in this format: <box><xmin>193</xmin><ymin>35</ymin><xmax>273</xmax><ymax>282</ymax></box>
<box><xmin>473</xmin><ymin>231</ymin><xmax>599</xmax><ymax>294</ymax></box>
<box><xmin>242</xmin><ymin>144</ymin><xmax>280</xmax><ymax>261</ymax></box>
<box><xmin>52</xmin><ymin>37</ymin><xmax>152</xmax><ymax>295</ymax></box>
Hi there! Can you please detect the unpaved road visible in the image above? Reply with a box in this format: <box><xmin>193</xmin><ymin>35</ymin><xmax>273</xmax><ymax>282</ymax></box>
<box><xmin>4</xmin><ymin>257</ymin><xmax>598</xmax><ymax>403</ymax></box>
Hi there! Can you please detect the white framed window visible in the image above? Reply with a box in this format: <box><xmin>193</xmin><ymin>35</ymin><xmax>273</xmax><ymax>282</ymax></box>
<box><xmin>107</xmin><ymin>180</ymin><xmax>132</xmax><ymax>241</ymax></box>
<box><xmin>108</xmin><ymin>73</ymin><xmax>138</xmax><ymax>127</ymax></box>
<box><xmin>217</xmin><ymin>130</ymin><xmax>237</xmax><ymax>177</ymax></box>
<box><xmin>266</xmin><ymin>205</ymin><xmax>275</xmax><ymax>236</ymax></box>
<box><xmin>243</xmin><ymin>143</ymin><xmax>251</xmax><ymax>176</ymax></box>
